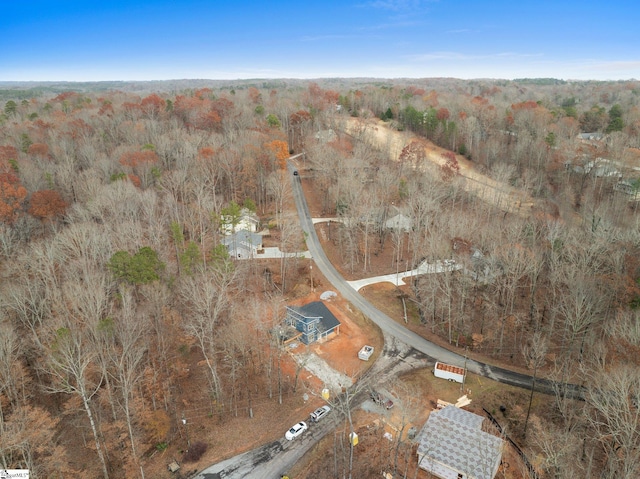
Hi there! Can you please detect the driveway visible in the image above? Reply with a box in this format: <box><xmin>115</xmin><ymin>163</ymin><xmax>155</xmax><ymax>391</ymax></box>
<box><xmin>191</xmin><ymin>337</ymin><xmax>425</xmax><ymax>479</ymax></box>
<box><xmin>191</xmin><ymin>164</ymin><xmax>581</xmax><ymax>479</ymax></box>
<box><xmin>255</xmin><ymin>247</ymin><xmax>312</xmax><ymax>259</ymax></box>
<box><xmin>288</xmin><ymin>162</ymin><xmax>584</xmax><ymax>399</ymax></box>
<box><xmin>347</xmin><ymin>260</ymin><xmax>461</xmax><ymax>291</ymax></box>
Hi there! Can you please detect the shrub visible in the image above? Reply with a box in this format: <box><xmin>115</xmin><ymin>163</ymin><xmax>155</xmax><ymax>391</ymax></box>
<box><xmin>107</xmin><ymin>246</ymin><xmax>165</xmax><ymax>284</ymax></box>
<box><xmin>182</xmin><ymin>441</ymin><xmax>207</xmax><ymax>463</ymax></box>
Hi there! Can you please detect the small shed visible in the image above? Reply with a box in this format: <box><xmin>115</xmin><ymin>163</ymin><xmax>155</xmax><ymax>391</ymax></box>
<box><xmin>577</xmin><ymin>132</ymin><xmax>605</xmax><ymax>143</ymax></box>
<box><xmin>358</xmin><ymin>345</ymin><xmax>374</xmax><ymax>360</ymax></box>
<box><xmin>167</xmin><ymin>460</ymin><xmax>180</xmax><ymax>473</ymax></box>
<box><xmin>285</xmin><ymin>301</ymin><xmax>341</xmax><ymax>345</ymax></box>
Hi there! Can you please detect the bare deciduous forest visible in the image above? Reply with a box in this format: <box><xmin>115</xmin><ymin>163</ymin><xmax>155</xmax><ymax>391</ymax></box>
<box><xmin>1</xmin><ymin>78</ymin><xmax>640</xmax><ymax>478</ymax></box>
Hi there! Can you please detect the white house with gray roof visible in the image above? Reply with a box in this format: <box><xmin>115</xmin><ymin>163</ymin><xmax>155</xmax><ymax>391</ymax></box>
<box><xmin>416</xmin><ymin>406</ymin><xmax>503</xmax><ymax>479</ymax></box>
<box><xmin>220</xmin><ymin>208</ymin><xmax>259</xmax><ymax>235</ymax></box>
<box><xmin>221</xmin><ymin>230</ymin><xmax>263</xmax><ymax>259</ymax></box>
<box><xmin>385</xmin><ymin>213</ymin><xmax>413</xmax><ymax>232</ymax></box>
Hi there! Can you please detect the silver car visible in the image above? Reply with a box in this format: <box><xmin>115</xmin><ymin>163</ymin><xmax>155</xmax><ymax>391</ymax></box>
<box><xmin>310</xmin><ymin>405</ymin><xmax>331</xmax><ymax>422</ymax></box>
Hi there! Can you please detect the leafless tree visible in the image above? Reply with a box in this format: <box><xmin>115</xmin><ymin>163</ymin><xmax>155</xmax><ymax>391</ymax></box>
<box><xmin>532</xmin><ymin>419</ymin><xmax>585</xmax><ymax>479</ymax></box>
<box><xmin>0</xmin><ymin>403</ymin><xmax>70</xmax><ymax>478</ymax></box>
<box><xmin>109</xmin><ymin>285</ymin><xmax>149</xmax><ymax>467</ymax></box>
<box><xmin>492</xmin><ymin>240</ymin><xmax>535</xmax><ymax>353</ymax></box>
<box><xmin>387</xmin><ymin>381</ymin><xmax>420</xmax><ymax>478</ymax></box>
<box><xmin>326</xmin><ymin>379</ymin><xmax>369</xmax><ymax>479</ymax></box>
<box><xmin>0</xmin><ymin>320</ymin><xmax>24</xmax><ymax>471</ymax></box>
<box><xmin>278</xmin><ymin>213</ymin><xmax>301</xmax><ymax>293</ymax></box>
<box><xmin>179</xmin><ymin>264</ymin><xmax>236</xmax><ymax>399</ymax></box>
<box><xmin>267</xmin><ymin>169</ymin><xmax>291</xmax><ymax>228</ymax></box>
<box><xmin>42</xmin><ymin>324</ymin><xmax>110</xmax><ymax>479</ymax></box>
<box><xmin>0</xmin><ymin>223</ymin><xmax>19</xmax><ymax>258</ymax></box>
<box><xmin>2</xmin><ymin>274</ymin><xmax>51</xmax><ymax>353</ymax></box>
<box><xmin>584</xmin><ymin>365</ymin><xmax>640</xmax><ymax>479</ymax></box>
<box><xmin>522</xmin><ymin>331</ymin><xmax>549</xmax><ymax>437</ymax></box>
<box><xmin>553</xmin><ymin>256</ymin><xmax>605</xmax><ymax>365</ymax></box>
<box><xmin>140</xmin><ymin>282</ymin><xmax>172</xmax><ymax>375</ymax></box>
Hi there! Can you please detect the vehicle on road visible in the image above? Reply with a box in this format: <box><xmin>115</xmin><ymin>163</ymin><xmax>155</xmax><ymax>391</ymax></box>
<box><xmin>293</xmin><ymin>170</ymin><xmax>299</xmax><ymax>176</ymax></box>
<box><xmin>370</xmin><ymin>390</ymin><xmax>394</xmax><ymax>409</ymax></box>
<box><xmin>285</xmin><ymin>421</ymin><xmax>308</xmax><ymax>440</ymax></box>
<box><xmin>310</xmin><ymin>405</ymin><xmax>331</xmax><ymax>422</ymax></box>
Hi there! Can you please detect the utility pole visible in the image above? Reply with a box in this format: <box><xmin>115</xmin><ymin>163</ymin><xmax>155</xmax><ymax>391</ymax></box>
<box><xmin>523</xmin><ymin>362</ymin><xmax>538</xmax><ymax>439</ymax></box>
<box><xmin>461</xmin><ymin>348</ymin><xmax>468</xmax><ymax>394</ymax></box>
<box><xmin>182</xmin><ymin>413</ymin><xmax>190</xmax><ymax>447</ymax></box>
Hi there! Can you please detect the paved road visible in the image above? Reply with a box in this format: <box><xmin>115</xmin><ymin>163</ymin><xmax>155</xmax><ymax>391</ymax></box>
<box><xmin>192</xmin><ymin>337</ymin><xmax>425</xmax><ymax>479</ymax></box>
<box><xmin>288</xmin><ymin>162</ymin><xmax>584</xmax><ymax>400</ymax></box>
<box><xmin>191</xmin><ymin>162</ymin><xmax>582</xmax><ymax>479</ymax></box>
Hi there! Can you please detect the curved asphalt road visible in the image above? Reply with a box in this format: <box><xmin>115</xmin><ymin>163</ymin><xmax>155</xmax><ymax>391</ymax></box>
<box><xmin>191</xmin><ymin>163</ymin><xmax>581</xmax><ymax>479</ymax></box>
<box><xmin>289</xmin><ymin>162</ymin><xmax>584</xmax><ymax>400</ymax></box>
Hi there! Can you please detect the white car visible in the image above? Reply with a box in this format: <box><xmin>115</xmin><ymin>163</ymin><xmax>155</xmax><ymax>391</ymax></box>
<box><xmin>310</xmin><ymin>405</ymin><xmax>331</xmax><ymax>422</ymax></box>
<box><xmin>285</xmin><ymin>421</ymin><xmax>308</xmax><ymax>440</ymax></box>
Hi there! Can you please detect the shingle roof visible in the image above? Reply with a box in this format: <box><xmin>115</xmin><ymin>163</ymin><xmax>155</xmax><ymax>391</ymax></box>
<box><xmin>416</xmin><ymin>406</ymin><xmax>503</xmax><ymax>479</ymax></box>
<box><xmin>293</xmin><ymin>301</ymin><xmax>340</xmax><ymax>332</ymax></box>
<box><xmin>220</xmin><ymin>230</ymin><xmax>262</xmax><ymax>247</ymax></box>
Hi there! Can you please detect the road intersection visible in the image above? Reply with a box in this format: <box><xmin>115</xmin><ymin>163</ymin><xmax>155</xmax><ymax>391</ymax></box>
<box><xmin>190</xmin><ymin>160</ymin><xmax>583</xmax><ymax>479</ymax></box>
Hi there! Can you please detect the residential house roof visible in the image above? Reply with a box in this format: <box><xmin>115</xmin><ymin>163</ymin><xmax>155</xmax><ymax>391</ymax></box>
<box><xmin>221</xmin><ymin>230</ymin><xmax>263</xmax><ymax>258</ymax></box>
<box><xmin>221</xmin><ymin>230</ymin><xmax>262</xmax><ymax>246</ymax></box>
<box><xmin>416</xmin><ymin>406</ymin><xmax>503</xmax><ymax>479</ymax></box>
<box><xmin>578</xmin><ymin>132</ymin><xmax>605</xmax><ymax>142</ymax></box>
<box><xmin>290</xmin><ymin>301</ymin><xmax>340</xmax><ymax>335</ymax></box>
<box><xmin>315</xmin><ymin>129</ymin><xmax>337</xmax><ymax>143</ymax></box>
<box><xmin>221</xmin><ymin>208</ymin><xmax>260</xmax><ymax>235</ymax></box>
<box><xmin>385</xmin><ymin>213</ymin><xmax>413</xmax><ymax>232</ymax></box>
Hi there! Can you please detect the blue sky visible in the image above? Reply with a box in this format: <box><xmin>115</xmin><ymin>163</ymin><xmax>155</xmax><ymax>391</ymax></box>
<box><xmin>2</xmin><ymin>0</ymin><xmax>639</xmax><ymax>81</ymax></box>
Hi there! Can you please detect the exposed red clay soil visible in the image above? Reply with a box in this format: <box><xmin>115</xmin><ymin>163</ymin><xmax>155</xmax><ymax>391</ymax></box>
<box><xmin>145</xmin><ymin>133</ymin><xmax>543</xmax><ymax>477</ymax></box>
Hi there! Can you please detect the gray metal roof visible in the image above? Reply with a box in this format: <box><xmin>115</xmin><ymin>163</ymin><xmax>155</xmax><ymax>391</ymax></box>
<box><xmin>416</xmin><ymin>406</ymin><xmax>503</xmax><ymax>479</ymax></box>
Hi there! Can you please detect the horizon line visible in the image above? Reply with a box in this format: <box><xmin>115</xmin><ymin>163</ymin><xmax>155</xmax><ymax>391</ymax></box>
<box><xmin>1</xmin><ymin>76</ymin><xmax>638</xmax><ymax>84</ymax></box>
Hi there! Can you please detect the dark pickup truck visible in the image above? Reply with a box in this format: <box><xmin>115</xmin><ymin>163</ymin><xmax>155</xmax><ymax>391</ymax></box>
<box><xmin>370</xmin><ymin>390</ymin><xmax>394</xmax><ymax>410</ymax></box>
